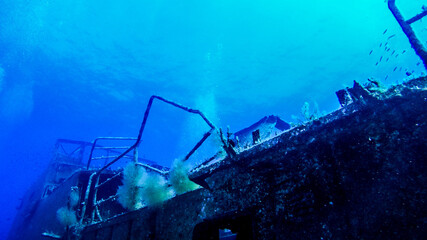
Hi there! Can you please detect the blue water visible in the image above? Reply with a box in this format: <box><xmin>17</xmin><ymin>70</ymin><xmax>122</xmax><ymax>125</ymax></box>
<box><xmin>0</xmin><ymin>0</ymin><xmax>425</xmax><ymax>238</ymax></box>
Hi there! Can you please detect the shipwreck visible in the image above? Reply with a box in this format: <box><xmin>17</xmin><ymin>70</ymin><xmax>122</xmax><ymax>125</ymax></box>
<box><xmin>7</xmin><ymin>1</ymin><xmax>427</xmax><ymax>239</ymax></box>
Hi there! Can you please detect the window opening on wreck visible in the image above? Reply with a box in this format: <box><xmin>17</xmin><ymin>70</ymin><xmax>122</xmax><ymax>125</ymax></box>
<box><xmin>219</xmin><ymin>228</ymin><xmax>237</xmax><ymax>240</ymax></box>
<box><xmin>192</xmin><ymin>215</ymin><xmax>253</xmax><ymax>240</ymax></box>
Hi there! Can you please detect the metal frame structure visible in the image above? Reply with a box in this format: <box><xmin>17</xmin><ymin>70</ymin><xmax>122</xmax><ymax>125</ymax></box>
<box><xmin>388</xmin><ymin>0</ymin><xmax>427</xmax><ymax>69</ymax></box>
<box><xmin>80</xmin><ymin>95</ymin><xmax>217</xmax><ymax>224</ymax></box>
<box><xmin>54</xmin><ymin>139</ymin><xmax>92</xmax><ymax>165</ymax></box>
<box><xmin>43</xmin><ymin>139</ymin><xmax>93</xmax><ymax>198</ymax></box>
<box><xmin>86</xmin><ymin>137</ymin><xmax>138</xmax><ymax>170</ymax></box>
<box><xmin>86</xmin><ymin>95</ymin><xmax>216</xmax><ymax>172</ymax></box>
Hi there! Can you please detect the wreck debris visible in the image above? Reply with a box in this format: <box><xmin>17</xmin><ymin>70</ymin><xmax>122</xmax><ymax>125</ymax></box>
<box><xmin>388</xmin><ymin>0</ymin><xmax>427</xmax><ymax>69</ymax></box>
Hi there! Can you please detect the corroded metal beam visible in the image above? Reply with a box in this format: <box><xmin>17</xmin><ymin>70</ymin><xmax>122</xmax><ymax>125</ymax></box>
<box><xmin>388</xmin><ymin>0</ymin><xmax>427</xmax><ymax>69</ymax></box>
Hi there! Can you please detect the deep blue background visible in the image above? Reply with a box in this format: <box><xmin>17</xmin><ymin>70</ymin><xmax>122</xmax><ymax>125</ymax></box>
<box><xmin>0</xmin><ymin>0</ymin><xmax>426</xmax><ymax>238</ymax></box>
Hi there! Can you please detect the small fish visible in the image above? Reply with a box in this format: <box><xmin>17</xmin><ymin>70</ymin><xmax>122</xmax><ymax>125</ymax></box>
<box><xmin>386</xmin><ymin>47</ymin><xmax>390</xmax><ymax>52</ymax></box>
<box><xmin>369</xmin><ymin>50</ymin><xmax>373</xmax><ymax>55</ymax></box>
<box><xmin>385</xmin><ymin>75</ymin><xmax>388</xmax><ymax>80</ymax></box>
<box><xmin>376</xmin><ymin>62</ymin><xmax>379</xmax><ymax>66</ymax></box>
<box><xmin>383</xmin><ymin>29</ymin><xmax>388</xmax><ymax>35</ymax></box>
<box><xmin>380</xmin><ymin>43</ymin><xmax>383</xmax><ymax>47</ymax></box>
<box><xmin>416</xmin><ymin>62</ymin><xmax>421</xmax><ymax>66</ymax></box>
<box><xmin>386</xmin><ymin>57</ymin><xmax>389</xmax><ymax>62</ymax></box>
<box><xmin>387</xmin><ymin>34</ymin><xmax>396</xmax><ymax>40</ymax></box>
<box><xmin>380</xmin><ymin>56</ymin><xmax>383</xmax><ymax>62</ymax></box>
<box><xmin>392</xmin><ymin>50</ymin><xmax>395</xmax><ymax>55</ymax></box>
<box><xmin>402</xmin><ymin>50</ymin><xmax>406</xmax><ymax>54</ymax></box>
<box><xmin>406</xmin><ymin>71</ymin><xmax>412</xmax><ymax>76</ymax></box>
<box><xmin>399</xmin><ymin>67</ymin><xmax>402</xmax><ymax>71</ymax></box>
<box><xmin>395</xmin><ymin>54</ymin><xmax>399</xmax><ymax>58</ymax></box>
<box><xmin>393</xmin><ymin>67</ymin><xmax>397</xmax><ymax>71</ymax></box>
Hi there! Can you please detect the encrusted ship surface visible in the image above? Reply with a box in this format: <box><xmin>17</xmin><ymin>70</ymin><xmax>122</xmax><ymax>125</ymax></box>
<box><xmin>7</xmin><ymin>77</ymin><xmax>427</xmax><ymax>240</ymax></box>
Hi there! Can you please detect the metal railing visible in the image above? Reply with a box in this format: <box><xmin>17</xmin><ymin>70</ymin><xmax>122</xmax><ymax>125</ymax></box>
<box><xmin>43</xmin><ymin>139</ymin><xmax>93</xmax><ymax>198</ymax></box>
<box><xmin>80</xmin><ymin>95</ymin><xmax>217</xmax><ymax>224</ymax></box>
<box><xmin>86</xmin><ymin>137</ymin><xmax>138</xmax><ymax>170</ymax></box>
<box><xmin>86</xmin><ymin>95</ymin><xmax>216</xmax><ymax>172</ymax></box>
<box><xmin>54</xmin><ymin>139</ymin><xmax>92</xmax><ymax>166</ymax></box>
